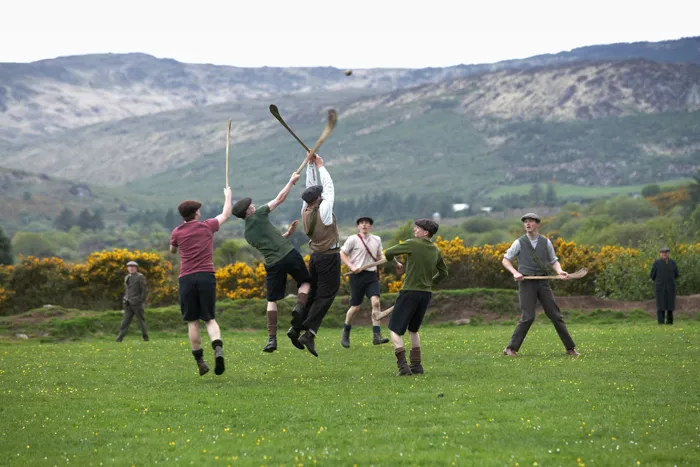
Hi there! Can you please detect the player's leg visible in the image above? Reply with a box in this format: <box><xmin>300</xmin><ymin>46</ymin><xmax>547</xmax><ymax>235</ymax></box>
<box><xmin>387</xmin><ymin>291</ymin><xmax>415</xmax><ymax>376</ymax></box>
<box><xmin>406</xmin><ymin>292</ymin><xmax>431</xmax><ymax>375</ymax></box>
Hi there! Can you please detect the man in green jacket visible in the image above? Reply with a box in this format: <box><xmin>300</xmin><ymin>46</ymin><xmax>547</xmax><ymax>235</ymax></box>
<box><xmin>383</xmin><ymin>219</ymin><xmax>448</xmax><ymax>376</ymax></box>
<box><xmin>116</xmin><ymin>261</ymin><xmax>149</xmax><ymax>342</ymax></box>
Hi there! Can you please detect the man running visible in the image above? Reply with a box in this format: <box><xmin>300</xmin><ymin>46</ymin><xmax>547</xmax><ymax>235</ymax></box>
<box><xmin>231</xmin><ymin>172</ymin><xmax>312</xmax><ymax>353</ymax></box>
<box><xmin>340</xmin><ymin>216</ymin><xmax>390</xmax><ymax>347</ymax></box>
<box><xmin>170</xmin><ymin>187</ymin><xmax>232</xmax><ymax>376</ymax></box>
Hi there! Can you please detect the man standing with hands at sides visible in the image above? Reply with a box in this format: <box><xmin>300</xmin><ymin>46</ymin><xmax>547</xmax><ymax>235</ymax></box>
<box><xmin>501</xmin><ymin>213</ymin><xmax>579</xmax><ymax>357</ymax></box>
<box><xmin>288</xmin><ymin>152</ymin><xmax>341</xmax><ymax>357</ymax></box>
<box><xmin>340</xmin><ymin>216</ymin><xmax>390</xmax><ymax>347</ymax></box>
<box><xmin>383</xmin><ymin>219</ymin><xmax>448</xmax><ymax>376</ymax></box>
<box><xmin>116</xmin><ymin>260</ymin><xmax>149</xmax><ymax>342</ymax></box>
<box><xmin>170</xmin><ymin>187</ymin><xmax>232</xmax><ymax>376</ymax></box>
<box><xmin>650</xmin><ymin>247</ymin><xmax>680</xmax><ymax>325</ymax></box>
<box><xmin>230</xmin><ymin>171</ymin><xmax>312</xmax><ymax>353</ymax></box>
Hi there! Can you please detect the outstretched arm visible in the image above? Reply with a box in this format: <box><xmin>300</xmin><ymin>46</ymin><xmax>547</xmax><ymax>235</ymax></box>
<box><xmin>268</xmin><ymin>173</ymin><xmax>301</xmax><ymax>212</ymax></box>
<box><xmin>215</xmin><ymin>187</ymin><xmax>233</xmax><ymax>226</ymax></box>
<box><xmin>314</xmin><ymin>155</ymin><xmax>335</xmax><ymax>226</ymax></box>
<box><xmin>282</xmin><ymin>220</ymin><xmax>298</xmax><ymax>238</ymax></box>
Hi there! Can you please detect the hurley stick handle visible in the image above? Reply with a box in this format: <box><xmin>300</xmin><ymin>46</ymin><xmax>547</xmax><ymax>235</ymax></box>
<box><xmin>344</xmin><ymin>258</ymin><xmax>387</xmax><ymax>276</ymax></box>
<box><xmin>225</xmin><ymin>120</ymin><xmax>231</xmax><ymax>187</ymax></box>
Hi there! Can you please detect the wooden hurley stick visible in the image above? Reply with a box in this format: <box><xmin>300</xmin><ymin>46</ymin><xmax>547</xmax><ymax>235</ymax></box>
<box><xmin>225</xmin><ymin>120</ymin><xmax>231</xmax><ymax>187</ymax></box>
<box><xmin>372</xmin><ymin>306</ymin><xmax>394</xmax><ymax>321</ymax></box>
<box><xmin>344</xmin><ymin>258</ymin><xmax>387</xmax><ymax>276</ymax></box>
<box><xmin>522</xmin><ymin>268</ymin><xmax>588</xmax><ymax>280</ymax></box>
<box><xmin>295</xmin><ymin>109</ymin><xmax>338</xmax><ymax>175</ymax></box>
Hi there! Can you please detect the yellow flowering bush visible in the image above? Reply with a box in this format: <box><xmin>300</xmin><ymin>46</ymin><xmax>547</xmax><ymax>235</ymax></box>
<box><xmin>216</xmin><ymin>262</ymin><xmax>266</xmax><ymax>300</ymax></box>
<box><xmin>0</xmin><ymin>256</ymin><xmax>73</xmax><ymax>315</ymax></box>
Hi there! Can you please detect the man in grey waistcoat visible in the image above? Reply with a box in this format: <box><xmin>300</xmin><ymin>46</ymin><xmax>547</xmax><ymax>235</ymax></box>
<box><xmin>650</xmin><ymin>247</ymin><xmax>680</xmax><ymax>325</ymax></box>
<box><xmin>116</xmin><ymin>261</ymin><xmax>149</xmax><ymax>342</ymax></box>
<box><xmin>501</xmin><ymin>213</ymin><xmax>579</xmax><ymax>356</ymax></box>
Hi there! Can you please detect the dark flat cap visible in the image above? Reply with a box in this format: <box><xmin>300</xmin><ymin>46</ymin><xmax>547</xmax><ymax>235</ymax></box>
<box><xmin>415</xmin><ymin>218</ymin><xmax>439</xmax><ymax>236</ymax></box>
<box><xmin>659</xmin><ymin>247</ymin><xmax>670</xmax><ymax>252</ymax></box>
<box><xmin>520</xmin><ymin>212</ymin><xmax>541</xmax><ymax>223</ymax></box>
<box><xmin>178</xmin><ymin>200</ymin><xmax>202</xmax><ymax>220</ymax></box>
<box><xmin>126</xmin><ymin>261</ymin><xmax>139</xmax><ymax>267</ymax></box>
<box><xmin>301</xmin><ymin>185</ymin><xmax>323</xmax><ymax>204</ymax></box>
<box><xmin>356</xmin><ymin>216</ymin><xmax>374</xmax><ymax>225</ymax></box>
<box><xmin>232</xmin><ymin>197</ymin><xmax>252</xmax><ymax>219</ymax></box>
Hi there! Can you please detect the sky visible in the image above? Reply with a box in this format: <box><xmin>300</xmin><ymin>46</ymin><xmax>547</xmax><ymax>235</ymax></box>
<box><xmin>2</xmin><ymin>0</ymin><xmax>698</xmax><ymax>68</ymax></box>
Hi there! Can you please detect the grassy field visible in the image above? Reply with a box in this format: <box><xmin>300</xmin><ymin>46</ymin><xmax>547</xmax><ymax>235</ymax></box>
<box><xmin>1</xmin><ymin>322</ymin><xmax>699</xmax><ymax>466</ymax></box>
<box><xmin>487</xmin><ymin>179</ymin><xmax>691</xmax><ymax>200</ymax></box>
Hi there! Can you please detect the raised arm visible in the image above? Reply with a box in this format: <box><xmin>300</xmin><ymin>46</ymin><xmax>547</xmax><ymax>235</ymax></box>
<box><xmin>268</xmin><ymin>172</ymin><xmax>301</xmax><ymax>212</ymax></box>
<box><xmin>314</xmin><ymin>156</ymin><xmax>335</xmax><ymax>226</ymax></box>
<box><xmin>384</xmin><ymin>241</ymin><xmax>413</xmax><ymax>262</ymax></box>
<box><xmin>301</xmin><ymin>160</ymin><xmax>317</xmax><ymax>215</ymax></box>
<box><xmin>215</xmin><ymin>187</ymin><xmax>233</xmax><ymax>226</ymax></box>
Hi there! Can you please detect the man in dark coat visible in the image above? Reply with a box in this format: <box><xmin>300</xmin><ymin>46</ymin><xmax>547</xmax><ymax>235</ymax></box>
<box><xmin>116</xmin><ymin>261</ymin><xmax>149</xmax><ymax>341</ymax></box>
<box><xmin>650</xmin><ymin>247</ymin><xmax>680</xmax><ymax>325</ymax></box>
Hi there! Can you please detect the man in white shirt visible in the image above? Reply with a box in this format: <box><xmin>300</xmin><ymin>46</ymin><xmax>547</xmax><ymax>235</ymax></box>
<box><xmin>501</xmin><ymin>212</ymin><xmax>579</xmax><ymax>357</ymax></box>
<box><xmin>288</xmin><ymin>153</ymin><xmax>341</xmax><ymax>357</ymax></box>
<box><xmin>340</xmin><ymin>216</ymin><xmax>390</xmax><ymax>347</ymax></box>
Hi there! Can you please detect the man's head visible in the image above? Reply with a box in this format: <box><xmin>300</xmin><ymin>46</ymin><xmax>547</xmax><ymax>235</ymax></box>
<box><xmin>301</xmin><ymin>185</ymin><xmax>323</xmax><ymax>207</ymax></box>
<box><xmin>356</xmin><ymin>216</ymin><xmax>373</xmax><ymax>235</ymax></box>
<box><xmin>414</xmin><ymin>218</ymin><xmax>439</xmax><ymax>239</ymax></box>
<box><xmin>126</xmin><ymin>261</ymin><xmax>138</xmax><ymax>275</ymax></box>
<box><xmin>232</xmin><ymin>197</ymin><xmax>254</xmax><ymax>219</ymax></box>
<box><xmin>660</xmin><ymin>247</ymin><xmax>670</xmax><ymax>259</ymax></box>
<box><xmin>178</xmin><ymin>200</ymin><xmax>202</xmax><ymax>222</ymax></box>
<box><xmin>520</xmin><ymin>212</ymin><xmax>541</xmax><ymax>233</ymax></box>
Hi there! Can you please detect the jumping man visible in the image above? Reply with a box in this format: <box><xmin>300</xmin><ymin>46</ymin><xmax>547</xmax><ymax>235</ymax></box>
<box><xmin>341</xmin><ymin>216</ymin><xmax>390</xmax><ymax>347</ymax></box>
<box><xmin>231</xmin><ymin>172</ymin><xmax>312</xmax><ymax>352</ymax></box>
<box><xmin>384</xmin><ymin>219</ymin><xmax>448</xmax><ymax>376</ymax></box>
<box><xmin>170</xmin><ymin>187</ymin><xmax>232</xmax><ymax>376</ymax></box>
<box><xmin>288</xmin><ymin>152</ymin><xmax>341</xmax><ymax>357</ymax></box>
<box><xmin>501</xmin><ymin>212</ymin><xmax>579</xmax><ymax>357</ymax></box>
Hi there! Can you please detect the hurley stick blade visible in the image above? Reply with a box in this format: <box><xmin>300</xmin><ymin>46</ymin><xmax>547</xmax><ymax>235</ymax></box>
<box><xmin>269</xmin><ymin>104</ymin><xmax>311</xmax><ymax>152</ymax></box>
<box><xmin>372</xmin><ymin>306</ymin><xmax>394</xmax><ymax>321</ymax></box>
<box><xmin>225</xmin><ymin>120</ymin><xmax>231</xmax><ymax>187</ymax></box>
<box><xmin>295</xmin><ymin>109</ymin><xmax>338</xmax><ymax>174</ymax></box>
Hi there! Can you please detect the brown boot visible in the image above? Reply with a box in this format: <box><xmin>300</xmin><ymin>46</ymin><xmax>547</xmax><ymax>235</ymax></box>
<box><xmin>395</xmin><ymin>347</ymin><xmax>412</xmax><ymax>376</ymax></box>
<box><xmin>409</xmin><ymin>347</ymin><xmax>424</xmax><ymax>375</ymax></box>
<box><xmin>192</xmin><ymin>349</ymin><xmax>209</xmax><ymax>376</ymax></box>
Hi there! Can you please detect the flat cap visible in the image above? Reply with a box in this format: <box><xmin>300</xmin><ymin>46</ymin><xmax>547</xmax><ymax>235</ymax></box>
<box><xmin>520</xmin><ymin>212</ymin><xmax>541</xmax><ymax>223</ymax></box>
<box><xmin>415</xmin><ymin>218</ymin><xmax>439</xmax><ymax>236</ymax></box>
<box><xmin>232</xmin><ymin>197</ymin><xmax>252</xmax><ymax>219</ymax></box>
<box><xmin>126</xmin><ymin>261</ymin><xmax>139</xmax><ymax>267</ymax></box>
<box><xmin>301</xmin><ymin>185</ymin><xmax>323</xmax><ymax>204</ymax></box>
<box><xmin>356</xmin><ymin>216</ymin><xmax>374</xmax><ymax>225</ymax></box>
<box><xmin>659</xmin><ymin>247</ymin><xmax>670</xmax><ymax>252</ymax></box>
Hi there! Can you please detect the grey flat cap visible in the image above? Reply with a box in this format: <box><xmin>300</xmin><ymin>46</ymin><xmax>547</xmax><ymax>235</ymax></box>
<box><xmin>126</xmin><ymin>261</ymin><xmax>139</xmax><ymax>267</ymax></box>
<box><xmin>520</xmin><ymin>212</ymin><xmax>541</xmax><ymax>223</ymax></box>
<box><xmin>659</xmin><ymin>247</ymin><xmax>670</xmax><ymax>252</ymax></box>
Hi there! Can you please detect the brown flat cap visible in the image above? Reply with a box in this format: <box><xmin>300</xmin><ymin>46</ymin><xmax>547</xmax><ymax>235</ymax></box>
<box><xmin>415</xmin><ymin>218</ymin><xmax>439</xmax><ymax>236</ymax></box>
<box><xmin>178</xmin><ymin>200</ymin><xmax>202</xmax><ymax>220</ymax></box>
<box><xmin>520</xmin><ymin>212</ymin><xmax>541</xmax><ymax>223</ymax></box>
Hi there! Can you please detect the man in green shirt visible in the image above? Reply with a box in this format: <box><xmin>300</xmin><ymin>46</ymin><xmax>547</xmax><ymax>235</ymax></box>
<box><xmin>232</xmin><ymin>172</ymin><xmax>312</xmax><ymax>353</ymax></box>
<box><xmin>383</xmin><ymin>219</ymin><xmax>448</xmax><ymax>376</ymax></box>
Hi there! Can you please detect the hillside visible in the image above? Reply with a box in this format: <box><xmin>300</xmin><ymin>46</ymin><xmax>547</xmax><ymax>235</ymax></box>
<box><xmin>2</xmin><ymin>60</ymin><xmax>699</xmax><ymax>207</ymax></box>
<box><xmin>1</xmin><ymin>36</ymin><xmax>698</xmax><ymax>143</ymax></box>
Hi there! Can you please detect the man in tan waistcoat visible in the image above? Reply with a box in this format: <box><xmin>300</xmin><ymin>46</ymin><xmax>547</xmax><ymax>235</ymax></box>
<box><xmin>287</xmin><ymin>152</ymin><xmax>341</xmax><ymax>357</ymax></box>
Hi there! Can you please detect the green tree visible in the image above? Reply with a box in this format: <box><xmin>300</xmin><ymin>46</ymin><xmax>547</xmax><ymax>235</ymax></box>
<box><xmin>0</xmin><ymin>226</ymin><xmax>12</xmax><ymax>265</ymax></box>
<box><xmin>11</xmin><ymin>232</ymin><xmax>56</xmax><ymax>258</ymax></box>
<box><xmin>164</xmin><ymin>208</ymin><xmax>179</xmax><ymax>230</ymax></box>
<box><xmin>77</xmin><ymin>209</ymin><xmax>94</xmax><ymax>231</ymax></box>
<box><xmin>544</xmin><ymin>183</ymin><xmax>557</xmax><ymax>207</ymax></box>
<box><xmin>53</xmin><ymin>208</ymin><xmax>76</xmax><ymax>232</ymax></box>
<box><xmin>92</xmin><ymin>209</ymin><xmax>105</xmax><ymax>231</ymax></box>
<box><xmin>214</xmin><ymin>240</ymin><xmax>241</xmax><ymax>266</ymax></box>
<box><xmin>528</xmin><ymin>183</ymin><xmax>544</xmax><ymax>205</ymax></box>
<box><xmin>641</xmin><ymin>184</ymin><xmax>661</xmax><ymax>197</ymax></box>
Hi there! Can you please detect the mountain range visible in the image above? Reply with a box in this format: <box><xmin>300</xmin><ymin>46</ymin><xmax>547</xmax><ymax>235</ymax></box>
<box><xmin>1</xmin><ymin>36</ymin><xmax>699</xmax><ymax>230</ymax></box>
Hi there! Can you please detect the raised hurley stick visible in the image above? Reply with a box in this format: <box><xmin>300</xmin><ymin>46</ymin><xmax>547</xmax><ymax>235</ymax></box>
<box><xmin>344</xmin><ymin>258</ymin><xmax>387</xmax><ymax>276</ymax></box>
<box><xmin>522</xmin><ymin>268</ymin><xmax>588</xmax><ymax>280</ymax></box>
<box><xmin>225</xmin><ymin>120</ymin><xmax>231</xmax><ymax>187</ymax></box>
<box><xmin>372</xmin><ymin>306</ymin><xmax>394</xmax><ymax>321</ymax></box>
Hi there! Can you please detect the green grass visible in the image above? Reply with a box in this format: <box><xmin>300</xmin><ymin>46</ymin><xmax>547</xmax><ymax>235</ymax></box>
<box><xmin>487</xmin><ymin>179</ymin><xmax>691</xmax><ymax>200</ymax></box>
<box><xmin>1</xmin><ymin>323</ymin><xmax>699</xmax><ymax>465</ymax></box>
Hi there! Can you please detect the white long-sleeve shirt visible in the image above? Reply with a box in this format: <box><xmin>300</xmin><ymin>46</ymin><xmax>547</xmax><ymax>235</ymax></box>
<box><xmin>301</xmin><ymin>163</ymin><xmax>335</xmax><ymax>226</ymax></box>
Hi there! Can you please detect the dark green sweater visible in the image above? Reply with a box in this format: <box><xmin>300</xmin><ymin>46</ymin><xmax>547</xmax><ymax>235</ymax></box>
<box><xmin>384</xmin><ymin>238</ymin><xmax>448</xmax><ymax>292</ymax></box>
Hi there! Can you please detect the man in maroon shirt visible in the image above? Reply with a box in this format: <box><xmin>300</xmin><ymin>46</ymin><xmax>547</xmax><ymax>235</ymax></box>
<box><xmin>170</xmin><ymin>187</ymin><xmax>232</xmax><ymax>376</ymax></box>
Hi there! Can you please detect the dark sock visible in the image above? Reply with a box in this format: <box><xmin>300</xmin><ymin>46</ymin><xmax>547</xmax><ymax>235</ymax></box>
<box><xmin>372</xmin><ymin>325</ymin><xmax>381</xmax><ymax>335</ymax></box>
<box><xmin>267</xmin><ymin>308</ymin><xmax>278</xmax><ymax>336</ymax></box>
<box><xmin>344</xmin><ymin>323</ymin><xmax>352</xmax><ymax>332</ymax></box>
<box><xmin>297</xmin><ymin>292</ymin><xmax>308</xmax><ymax>306</ymax></box>
<box><xmin>192</xmin><ymin>349</ymin><xmax>204</xmax><ymax>361</ymax></box>
<box><xmin>211</xmin><ymin>339</ymin><xmax>222</xmax><ymax>350</ymax></box>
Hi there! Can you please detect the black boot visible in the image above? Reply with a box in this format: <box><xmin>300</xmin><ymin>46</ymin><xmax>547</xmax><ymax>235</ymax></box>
<box><xmin>657</xmin><ymin>310</ymin><xmax>664</xmax><ymax>324</ymax></box>
<box><xmin>298</xmin><ymin>331</ymin><xmax>318</xmax><ymax>357</ymax></box>
<box><xmin>395</xmin><ymin>348</ymin><xmax>412</xmax><ymax>376</ymax></box>
<box><xmin>373</xmin><ymin>332</ymin><xmax>390</xmax><ymax>345</ymax></box>
<box><xmin>192</xmin><ymin>349</ymin><xmax>209</xmax><ymax>376</ymax></box>
<box><xmin>263</xmin><ymin>335</ymin><xmax>278</xmax><ymax>353</ymax></box>
<box><xmin>211</xmin><ymin>340</ymin><xmax>225</xmax><ymax>376</ymax></box>
<box><xmin>287</xmin><ymin>326</ymin><xmax>304</xmax><ymax>350</ymax></box>
<box><xmin>341</xmin><ymin>327</ymin><xmax>350</xmax><ymax>348</ymax></box>
<box><xmin>666</xmin><ymin>310</ymin><xmax>674</xmax><ymax>325</ymax></box>
<box><xmin>409</xmin><ymin>347</ymin><xmax>424</xmax><ymax>375</ymax></box>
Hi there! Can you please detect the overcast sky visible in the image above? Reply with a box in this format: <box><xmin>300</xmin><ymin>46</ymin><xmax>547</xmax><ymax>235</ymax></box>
<box><xmin>2</xmin><ymin>0</ymin><xmax>698</xmax><ymax>68</ymax></box>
